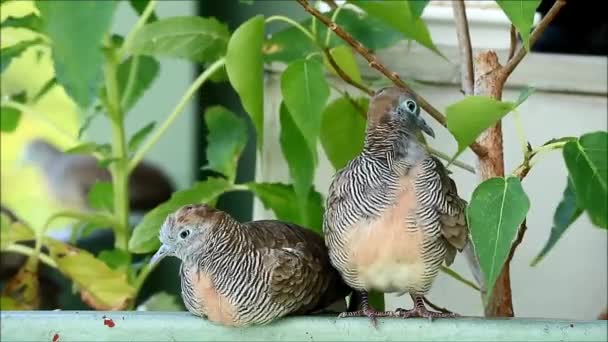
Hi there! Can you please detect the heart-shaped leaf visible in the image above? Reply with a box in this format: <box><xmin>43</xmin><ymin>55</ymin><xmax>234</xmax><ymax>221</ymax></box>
<box><xmin>36</xmin><ymin>1</ymin><xmax>117</xmax><ymax>108</ymax></box>
<box><xmin>495</xmin><ymin>0</ymin><xmax>541</xmax><ymax>50</ymax></box>
<box><xmin>446</xmin><ymin>96</ymin><xmax>515</xmax><ymax>159</ymax></box>
<box><xmin>1</xmin><ymin>106</ymin><xmax>22</xmax><ymax>132</ymax></box>
<box><xmin>203</xmin><ymin>106</ymin><xmax>248</xmax><ymax>183</ymax></box>
<box><xmin>281</xmin><ymin>58</ymin><xmax>329</xmax><ymax>161</ymax></box>
<box><xmin>531</xmin><ymin>178</ymin><xmax>583</xmax><ymax>266</ymax></box>
<box><xmin>349</xmin><ymin>0</ymin><xmax>441</xmax><ymax>55</ymax></box>
<box><xmin>409</xmin><ymin>0</ymin><xmax>430</xmax><ymax>19</ymax></box>
<box><xmin>563</xmin><ymin>131</ymin><xmax>608</xmax><ymax>229</ymax></box>
<box><xmin>248</xmin><ymin>182</ymin><xmax>324</xmax><ymax>234</ymax></box>
<box><xmin>129</xmin><ymin>177</ymin><xmax>231</xmax><ymax>253</ymax></box>
<box><xmin>320</xmin><ymin>96</ymin><xmax>368</xmax><ymax>170</ymax></box>
<box><xmin>467</xmin><ymin>176</ymin><xmax>530</xmax><ymax>301</ymax></box>
<box><xmin>324</xmin><ymin>45</ymin><xmax>362</xmax><ymax>83</ymax></box>
<box><xmin>117</xmin><ymin>56</ymin><xmax>160</xmax><ymax>111</ymax></box>
<box><xmin>279</xmin><ymin>103</ymin><xmax>315</xmax><ymax>203</ymax></box>
<box><xmin>225</xmin><ymin>15</ymin><xmax>265</xmax><ymax>151</ymax></box>
<box><xmin>129</xmin><ymin>16</ymin><xmax>229</xmax><ymax>63</ymax></box>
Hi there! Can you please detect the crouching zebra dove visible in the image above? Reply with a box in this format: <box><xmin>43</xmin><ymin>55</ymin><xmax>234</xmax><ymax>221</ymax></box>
<box><xmin>149</xmin><ymin>204</ymin><xmax>351</xmax><ymax>326</ymax></box>
<box><xmin>323</xmin><ymin>86</ymin><xmax>482</xmax><ymax>321</ymax></box>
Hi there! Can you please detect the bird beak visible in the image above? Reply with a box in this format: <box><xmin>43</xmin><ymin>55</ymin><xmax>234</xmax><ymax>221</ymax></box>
<box><xmin>149</xmin><ymin>244</ymin><xmax>171</xmax><ymax>266</ymax></box>
<box><xmin>417</xmin><ymin>116</ymin><xmax>435</xmax><ymax>138</ymax></box>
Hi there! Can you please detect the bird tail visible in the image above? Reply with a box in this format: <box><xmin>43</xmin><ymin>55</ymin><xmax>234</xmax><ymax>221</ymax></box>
<box><xmin>463</xmin><ymin>237</ymin><xmax>486</xmax><ymax>295</ymax></box>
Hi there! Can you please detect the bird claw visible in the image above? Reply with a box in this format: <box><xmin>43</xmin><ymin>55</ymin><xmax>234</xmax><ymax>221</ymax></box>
<box><xmin>395</xmin><ymin>307</ymin><xmax>459</xmax><ymax>321</ymax></box>
<box><xmin>338</xmin><ymin>308</ymin><xmax>398</xmax><ymax>328</ymax></box>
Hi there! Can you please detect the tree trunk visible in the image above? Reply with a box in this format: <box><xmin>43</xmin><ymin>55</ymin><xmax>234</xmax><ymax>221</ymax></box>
<box><xmin>473</xmin><ymin>51</ymin><xmax>513</xmax><ymax>317</ymax></box>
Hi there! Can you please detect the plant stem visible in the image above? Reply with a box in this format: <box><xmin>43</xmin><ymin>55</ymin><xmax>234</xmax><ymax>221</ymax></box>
<box><xmin>121</xmin><ymin>55</ymin><xmax>140</xmax><ymax>109</ymax></box>
<box><xmin>103</xmin><ymin>47</ymin><xmax>130</xmax><ymax>251</ymax></box>
<box><xmin>452</xmin><ymin>0</ymin><xmax>474</xmax><ymax>95</ymax></box>
<box><xmin>265</xmin><ymin>15</ymin><xmax>316</xmax><ymax>42</ymax></box>
<box><xmin>129</xmin><ymin>57</ymin><xmax>226</xmax><ymax>172</ymax></box>
<box><xmin>427</xmin><ymin>146</ymin><xmax>475</xmax><ymax>174</ymax></box>
<box><xmin>120</xmin><ymin>0</ymin><xmax>157</xmax><ymax>59</ymax></box>
<box><xmin>5</xmin><ymin>244</ymin><xmax>57</xmax><ymax>269</ymax></box>
<box><xmin>324</xmin><ymin>2</ymin><xmax>344</xmax><ymax>47</ymax></box>
<box><xmin>440</xmin><ymin>266</ymin><xmax>480</xmax><ymax>292</ymax></box>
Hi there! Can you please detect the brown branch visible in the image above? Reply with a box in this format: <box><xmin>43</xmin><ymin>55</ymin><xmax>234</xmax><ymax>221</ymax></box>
<box><xmin>324</xmin><ymin>48</ymin><xmax>374</xmax><ymax>96</ymax></box>
<box><xmin>296</xmin><ymin>0</ymin><xmax>488</xmax><ymax>157</ymax></box>
<box><xmin>452</xmin><ymin>0</ymin><xmax>474</xmax><ymax>95</ymax></box>
<box><xmin>502</xmin><ymin>0</ymin><xmax>566</xmax><ymax>78</ymax></box>
<box><xmin>508</xmin><ymin>25</ymin><xmax>517</xmax><ymax>61</ymax></box>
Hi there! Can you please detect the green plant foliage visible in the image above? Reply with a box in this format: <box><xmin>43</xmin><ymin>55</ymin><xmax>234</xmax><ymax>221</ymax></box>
<box><xmin>225</xmin><ymin>15</ymin><xmax>265</xmax><ymax>151</ymax></box>
<box><xmin>1</xmin><ymin>13</ymin><xmax>42</xmax><ymax>32</ymax></box>
<box><xmin>0</xmin><ymin>38</ymin><xmax>43</xmax><ymax>73</ymax></box>
<box><xmin>279</xmin><ymin>102</ymin><xmax>315</xmax><ymax>203</ymax></box>
<box><xmin>563</xmin><ymin>131</ymin><xmax>608</xmax><ymax>228</ymax></box>
<box><xmin>117</xmin><ymin>56</ymin><xmax>160</xmax><ymax>111</ymax></box>
<box><xmin>97</xmin><ymin>248</ymin><xmax>131</xmax><ymax>271</ymax></box>
<box><xmin>495</xmin><ymin>0</ymin><xmax>541</xmax><ymax>50</ymax></box>
<box><xmin>0</xmin><ymin>106</ymin><xmax>22</xmax><ymax>132</ymax></box>
<box><xmin>323</xmin><ymin>45</ymin><xmax>362</xmax><ymax>83</ymax></box>
<box><xmin>87</xmin><ymin>182</ymin><xmax>114</xmax><ymax>212</ymax></box>
<box><xmin>281</xmin><ymin>58</ymin><xmax>329</xmax><ymax>161</ymax></box>
<box><xmin>467</xmin><ymin>176</ymin><xmax>530</xmax><ymax>301</ymax></box>
<box><xmin>36</xmin><ymin>1</ymin><xmax>117</xmax><ymax>108</ymax></box>
<box><xmin>409</xmin><ymin>0</ymin><xmax>430</xmax><ymax>19</ymax></box>
<box><xmin>129</xmin><ymin>16</ymin><xmax>229</xmax><ymax>63</ymax></box>
<box><xmin>320</xmin><ymin>96</ymin><xmax>368</xmax><ymax>170</ymax></box>
<box><xmin>0</xmin><ymin>214</ymin><xmax>35</xmax><ymax>249</ymax></box>
<box><xmin>128</xmin><ymin>178</ymin><xmax>231</xmax><ymax>254</ymax></box>
<box><xmin>30</xmin><ymin>77</ymin><xmax>57</xmax><ymax>103</ymax></box>
<box><xmin>247</xmin><ymin>183</ymin><xmax>324</xmax><ymax>234</ymax></box>
<box><xmin>128</xmin><ymin>122</ymin><xmax>156</xmax><ymax>153</ymax></box>
<box><xmin>531</xmin><ymin>178</ymin><xmax>582</xmax><ymax>266</ymax></box>
<box><xmin>203</xmin><ymin>106</ymin><xmax>248</xmax><ymax>183</ymax></box>
<box><xmin>349</xmin><ymin>0</ymin><xmax>441</xmax><ymax>55</ymax></box>
<box><xmin>128</xmin><ymin>0</ymin><xmax>158</xmax><ymax>23</ymax></box>
<box><xmin>138</xmin><ymin>292</ymin><xmax>183</xmax><ymax>311</ymax></box>
<box><xmin>446</xmin><ymin>96</ymin><xmax>515</xmax><ymax>159</ymax></box>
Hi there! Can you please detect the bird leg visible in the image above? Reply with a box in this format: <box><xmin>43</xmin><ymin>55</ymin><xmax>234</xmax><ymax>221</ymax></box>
<box><xmin>395</xmin><ymin>294</ymin><xmax>459</xmax><ymax>320</ymax></box>
<box><xmin>338</xmin><ymin>291</ymin><xmax>398</xmax><ymax>327</ymax></box>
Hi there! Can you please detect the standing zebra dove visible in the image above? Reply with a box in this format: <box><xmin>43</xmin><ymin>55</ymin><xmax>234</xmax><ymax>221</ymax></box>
<box><xmin>323</xmin><ymin>86</ymin><xmax>480</xmax><ymax>321</ymax></box>
<box><xmin>149</xmin><ymin>204</ymin><xmax>350</xmax><ymax>326</ymax></box>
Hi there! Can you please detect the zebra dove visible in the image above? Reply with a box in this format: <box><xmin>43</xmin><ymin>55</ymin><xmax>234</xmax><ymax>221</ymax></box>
<box><xmin>323</xmin><ymin>86</ymin><xmax>478</xmax><ymax>321</ymax></box>
<box><xmin>21</xmin><ymin>138</ymin><xmax>174</xmax><ymax>212</ymax></box>
<box><xmin>149</xmin><ymin>204</ymin><xmax>350</xmax><ymax>326</ymax></box>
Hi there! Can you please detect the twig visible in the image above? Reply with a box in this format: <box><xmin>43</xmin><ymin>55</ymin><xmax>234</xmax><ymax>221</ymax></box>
<box><xmin>423</xmin><ymin>296</ymin><xmax>454</xmax><ymax>314</ymax></box>
<box><xmin>452</xmin><ymin>0</ymin><xmax>474</xmax><ymax>95</ymax></box>
<box><xmin>502</xmin><ymin>0</ymin><xmax>566</xmax><ymax>78</ymax></box>
<box><xmin>296</xmin><ymin>0</ymin><xmax>488</xmax><ymax>157</ymax></box>
<box><xmin>506</xmin><ymin>220</ymin><xmax>528</xmax><ymax>268</ymax></box>
<box><xmin>508</xmin><ymin>25</ymin><xmax>517</xmax><ymax>61</ymax></box>
<box><xmin>324</xmin><ymin>48</ymin><xmax>374</xmax><ymax>96</ymax></box>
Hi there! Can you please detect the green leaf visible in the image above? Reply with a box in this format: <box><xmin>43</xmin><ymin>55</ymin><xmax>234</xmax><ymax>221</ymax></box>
<box><xmin>563</xmin><ymin>131</ymin><xmax>608</xmax><ymax>228</ymax></box>
<box><xmin>1</xmin><ymin>13</ymin><xmax>43</xmax><ymax>32</ymax></box>
<box><xmin>129</xmin><ymin>16</ymin><xmax>229</xmax><ymax>63</ymax></box>
<box><xmin>46</xmin><ymin>239</ymin><xmax>135</xmax><ymax>310</ymax></box>
<box><xmin>203</xmin><ymin>106</ymin><xmax>248</xmax><ymax>183</ymax></box>
<box><xmin>531</xmin><ymin>178</ymin><xmax>583</xmax><ymax>266</ymax></box>
<box><xmin>514</xmin><ymin>86</ymin><xmax>536</xmax><ymax>107</ymax></box>
<box><xmin>225</xmin><ymin>15</ymin><xmax>265</xmax><ymax>151</ymax></box>
<box><xmin>409</xmin><ymin>0</ymin><xmax>430</xmax><ymax>19</ymax></box>
<box><xmin>87</xmin><ymin>181</ymin><xmax>114</xmax><ymax>212</ymax></box>
<box><xmin>97</xmin><ymin>248</ymin><xmax>130</xmax><ymax>270</ymax></box>
<box><xmin>0</xmin><ymin>296</ymin><xmax>27</xmax><ymax>310</ymax></box>
<box><xmin>36</xmin><ymin>1</ymin><xmax>117</xmax><ymax>108</ymax></box>
<box><xmin>117</xmin><ymin>56</ymin><xmax>160</xmax><ymax>111</ymax></box>
<box><xmin>128</xmin><ymin>122</ymin><xmax>156</xmax><ymax>153</ymax></box>
<box><xmin>64</xmin><ymin>142</ymin><xmax>106</xmax><ymax>155</ymax></box>
<box><xmin>78</xmin><ymin>112</ymin><xmax>101</xmax><ymax>139</ymax></box>
<box><xmin>129</xmin><ymin>177</ymin><xmax>231</xmax><ymax>253</ymax></box>
<box><xmin>264</xmin><ymin>8</ymin><xmax>402</xmax><ymax>63</ymax></box>
<box><xmin>30</xmin><ymin>77</ymin><xmax>57</xmax><ymax>103</ymax></box>
<box><xmin>320</xmin><ymin>96</ymin><xmax>368</xmax><ymax>170</ymax></box>
<box><xmin>138</xmin><ymin>292</ymin><xmax>183</xmax><ymax>311</ymax></box>
<box><xmin>446</xmin><ymin>96</ymin><xmax>515</xmax><ymax>159</ymax></box>
<box><xmin>1</xmin><ymin>215</ymin><xmax>35</xmax><ymax>250</ymax></box>
<box><xmin>279</xmin><ymin>102</ymin><xmax>315</xmax><ymax>203</ymax></box>
<box><xmin>467</xmin><ymin>176</ymin><xmax>530</xmax><ymax>301</ymax></box>
<box><xmin>247</xmin><ymin>182</ymin><xmax>324</xmax><ymax>233</ymax></box>
<box><xmin>128</xmin><ymin>0</ymin><xmax>158</xmax><ymax>23</ymax></box>
<box><xmin>349</xmin><ymin>0</ymin><xmax>441</xmax><ymax>55</ymax></box>
<box><xmin>495</xmin><ymin>0</ymin><xmax>541</xmax><ymax>50</ymax></box>
<box><xmin>1</xmin><ymin>106</ymin><xmax>22</xmax><ymax>132</ymax></box>
<box><xmin>0</xmin><ymin>38</ymin><xmax>43</xmax><ymax>73</ymax></box>
<box><xmin>324</xmin><ymin>45</ymin><xmax>362</xmax><ymax>83</ymax></box>
<box><xmin>281</xmin><ymin>58</ymin><xmax>329</xmax><ymax>160</ymax></box>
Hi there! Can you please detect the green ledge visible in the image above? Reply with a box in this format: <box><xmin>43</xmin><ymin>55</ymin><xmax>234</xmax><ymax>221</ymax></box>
<box><xmin>1</xmin><ymin>311</ymin><xmax>606</xmax><ymax>342</ymax></box>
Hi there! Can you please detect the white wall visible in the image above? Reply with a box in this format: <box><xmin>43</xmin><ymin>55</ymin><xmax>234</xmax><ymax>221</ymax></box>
<box><xmin>254</xmin><ymin>3</ymin><xmax>607</xmax><ymax>320</ymax></box>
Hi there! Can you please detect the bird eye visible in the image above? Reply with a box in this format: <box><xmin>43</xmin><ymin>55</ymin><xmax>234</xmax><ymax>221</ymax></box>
<box><xmin>405</xmin><ymin>100</ymin><xmax>417</xmax><ymax>113</ymax></box>
<box><xmin>179</xmin><ymin>229</ymin><xmax>190</xmax><ymax>239</ymax></box>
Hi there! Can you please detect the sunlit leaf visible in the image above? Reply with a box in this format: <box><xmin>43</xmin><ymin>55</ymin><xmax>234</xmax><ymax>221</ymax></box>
<box><xmin>324</xmin><ymin>45</ymin><xmax>362</xmax><ymax>83</ymax></box>
<box><xmin>0</xmin><ymin>38</ymin><xmax>43</xmax><ymax>73</ymax></box>
<box><xmin>495</xmin><ymin>0</ymin><xmax>541</xmax><ymax>50</ymax></box>
<box><xmin>1</xmin><ymin>13</ymin><xmax>43</xmax><ymax>32</ymax></box>
<box><xmin>128</xmin><ymin>0</ymin><xmax>158</xmax><ymax>23</ymax></box>
<box><xmin>97</xmin><ymin>248</ymin><xmax>130</xmax><ymax>271</ymax></box>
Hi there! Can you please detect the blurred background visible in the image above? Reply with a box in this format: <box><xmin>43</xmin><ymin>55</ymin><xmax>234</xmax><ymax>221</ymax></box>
<box><xmin>1</xmin><ymin>0</ymin><xmax>606</xmax><ymax>319</ymax></box>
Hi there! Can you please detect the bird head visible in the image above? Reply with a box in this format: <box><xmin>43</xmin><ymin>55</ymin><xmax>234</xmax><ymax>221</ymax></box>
<box><xmin>367</xmin><ymin>86</ymin><xmax>435</xmax><ymax>138</ymax></box>
<box><xmin>19</xmin><ymin>138</ymin><xmax>61</xmax><ymax>168</ymax></box>
<box><xmin>149</xmin><ymin>203</ymin><xmax>226</xmax><ymax>266</ymax></box>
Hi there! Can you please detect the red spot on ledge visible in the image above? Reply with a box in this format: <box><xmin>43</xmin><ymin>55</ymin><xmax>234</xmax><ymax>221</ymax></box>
<box><xmin>52</xmin><ymin>333</ymin><xmax>60</xmax><ymax>342</ymax></box>
<box><xmin>102</xmin><ymin>316</ymin><xmax>116</xmax><ymax>328</ymax></box>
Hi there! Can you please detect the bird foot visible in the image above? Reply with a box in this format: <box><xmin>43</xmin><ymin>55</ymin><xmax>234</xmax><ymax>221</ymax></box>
<box><xmin>395</xmin><ymin>306</ymin><xmax>459</xmax><ymax>320</ymax></box>
<box><xmin>338</xmin><ymin>307</ymin><xmax>398</xmax><ymax>327</ymax></box>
